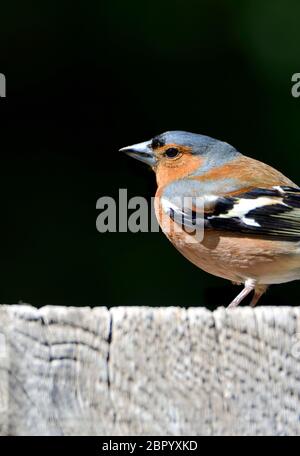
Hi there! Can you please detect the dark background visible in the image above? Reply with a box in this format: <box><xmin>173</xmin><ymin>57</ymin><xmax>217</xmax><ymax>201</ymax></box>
<box><xmin>0</xmin><ymin>0</ymin><xmax>300</xmax><ymax>309</ymax></box>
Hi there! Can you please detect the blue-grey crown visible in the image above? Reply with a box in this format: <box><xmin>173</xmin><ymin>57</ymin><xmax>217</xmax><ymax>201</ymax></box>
<box><xmin>153</xmin><ymin>131</ymin><xmax>240</xmax><ymax>160</ymax></box>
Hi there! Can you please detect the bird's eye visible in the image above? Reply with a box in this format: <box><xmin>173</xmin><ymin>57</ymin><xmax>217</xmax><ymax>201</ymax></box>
<box><xmin>164</xmin><ymin>147</ymin><xmax>180</xmax><ymax>159</ymax></box>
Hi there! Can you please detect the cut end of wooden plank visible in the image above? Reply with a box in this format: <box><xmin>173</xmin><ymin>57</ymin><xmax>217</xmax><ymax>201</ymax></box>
<box><xmin>0</xmin><ymin>305</ymin><xmax>299</xmax><ymax>436</ymax></box>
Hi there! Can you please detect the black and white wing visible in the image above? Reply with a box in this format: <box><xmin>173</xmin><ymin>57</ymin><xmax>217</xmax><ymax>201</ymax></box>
<box><xmin>163</xmin><ymin>186</ymin><xmax>300</xmax><ymax>242</ymax></box>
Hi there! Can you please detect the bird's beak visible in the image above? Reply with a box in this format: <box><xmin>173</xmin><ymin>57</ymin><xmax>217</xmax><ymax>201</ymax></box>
<box><xmin>119</xmin><ymin>140</ymin><xmax>156</xmax><ymax>167</ymax></box>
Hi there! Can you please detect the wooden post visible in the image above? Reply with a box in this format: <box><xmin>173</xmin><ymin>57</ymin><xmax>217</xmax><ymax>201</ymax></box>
<box><xmin>0</xmin><ymin>305</ymin><xmax>299</xmax><ymax>436</ymax></box>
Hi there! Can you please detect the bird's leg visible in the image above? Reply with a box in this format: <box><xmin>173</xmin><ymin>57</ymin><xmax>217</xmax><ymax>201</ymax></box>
<box><xmin>227</xmin><ymin>279</ymin><xmax>256</xmax><ymax>308</ymax></box>
<box><xmin>250</xmin><ymin>285</ymin><xmax>268</xmax><ymax>307</ymax></box>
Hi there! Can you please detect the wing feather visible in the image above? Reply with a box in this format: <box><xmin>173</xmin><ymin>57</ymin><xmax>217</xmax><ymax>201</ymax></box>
<box><xmin>163</xmin><ymin>186</ymin><xmax>300</xmax><ymax>242</ymax></box>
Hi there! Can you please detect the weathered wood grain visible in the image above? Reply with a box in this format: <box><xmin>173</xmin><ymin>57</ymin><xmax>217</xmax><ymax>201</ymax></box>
<box><xmin>0</xmin><ymin>305</ymin><xmax>299</xmax><ymax>436</ymax></box>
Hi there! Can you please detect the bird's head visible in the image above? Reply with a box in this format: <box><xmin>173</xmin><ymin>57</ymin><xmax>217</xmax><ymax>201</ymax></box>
<box><xmin>120</xmin><ymin>131</ymin><xmax>240</xmax><ymax>187</ymax></box>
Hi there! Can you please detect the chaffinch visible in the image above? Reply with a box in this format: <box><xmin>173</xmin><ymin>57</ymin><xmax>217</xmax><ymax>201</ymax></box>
<box><xmin>120</xmin><ymin>131</ymin><xmax>300</xmax><ymax>307</ymax></box>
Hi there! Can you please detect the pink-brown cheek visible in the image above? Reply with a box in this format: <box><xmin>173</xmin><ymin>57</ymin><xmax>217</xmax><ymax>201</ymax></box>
<box><xmin>155</xmin><ymin>155</ymin><xmax>204</xmax><ymax>188</ymax></box>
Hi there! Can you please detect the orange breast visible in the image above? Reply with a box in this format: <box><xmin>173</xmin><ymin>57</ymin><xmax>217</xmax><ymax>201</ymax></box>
<box><xmin>154</xmin><ymin>194</ymin><xmax>300</xmax><ymax>284</ymax></box>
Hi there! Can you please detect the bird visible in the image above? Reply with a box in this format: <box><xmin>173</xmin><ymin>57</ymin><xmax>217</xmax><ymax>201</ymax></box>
<box><xmin>120</xmin><ymin>131</ymin><xmax>300</xmax><ymax>307</ymax></box>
